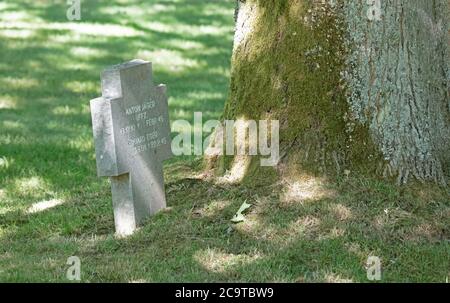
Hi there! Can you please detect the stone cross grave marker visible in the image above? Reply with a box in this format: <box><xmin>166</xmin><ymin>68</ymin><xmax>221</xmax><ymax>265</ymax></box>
<box><xmin>90</xmin><ymin>59</ymin><xmax>172</xmax><ymax>236</ymax></box>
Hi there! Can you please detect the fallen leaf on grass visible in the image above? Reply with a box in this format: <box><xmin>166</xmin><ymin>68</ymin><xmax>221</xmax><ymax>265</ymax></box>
<box><xmin>231</xmin><ymin>201</ymin><xmax>252</xmax><ymax>223</ymax></box>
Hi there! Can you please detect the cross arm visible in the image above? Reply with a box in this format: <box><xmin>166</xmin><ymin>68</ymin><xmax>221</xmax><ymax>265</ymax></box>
<box><xmin>90</xmin><ymin>96</ymin><xmax>126</xmax><ymax>177</ymax></box>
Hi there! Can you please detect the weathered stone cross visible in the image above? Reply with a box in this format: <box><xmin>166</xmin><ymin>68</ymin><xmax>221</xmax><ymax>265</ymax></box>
<box><xmin>90</xmin><ymin>59</ymin><xmax>172</xmax><ymax>236</ymax></box>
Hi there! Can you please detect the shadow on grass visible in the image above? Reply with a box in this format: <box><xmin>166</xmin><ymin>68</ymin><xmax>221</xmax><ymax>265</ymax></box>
<box><xmin>0</xmin><ymin>0</ymin><xmax>234</xmax><ymax>198</ymax></box>
<box><xmin>1</xmin><ymin>159</ymin><xmax>448</xmax><ymax>282</ymax></box>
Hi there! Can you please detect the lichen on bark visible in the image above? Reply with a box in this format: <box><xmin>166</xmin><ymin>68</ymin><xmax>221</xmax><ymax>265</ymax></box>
<box><xmin>344</xmin><ymin>0</ymin><xmax>450</xmax><ymax>184</ymax></box>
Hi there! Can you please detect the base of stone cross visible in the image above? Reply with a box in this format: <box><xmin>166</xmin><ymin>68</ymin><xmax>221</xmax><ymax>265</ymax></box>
<box><xmin>110</xmin><ymin>174</ymin><xmax>136</xmax><ymax>236</ymax></box>
<box><xmin>109</xmin><ymin>169</ymin><xmax>167</xmax><ymax>237</ymax></box>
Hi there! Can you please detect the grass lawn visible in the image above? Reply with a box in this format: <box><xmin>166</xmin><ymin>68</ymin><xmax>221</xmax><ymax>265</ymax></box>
<box><xmin>0</xmin><ymin>0</ymin><xmax>449</xmax><ymax>282</ymax></box>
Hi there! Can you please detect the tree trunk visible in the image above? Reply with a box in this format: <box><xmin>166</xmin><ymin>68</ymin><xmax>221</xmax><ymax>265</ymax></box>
<box><xmin>215</xmin><ymin>0</ymin><xmax>449</xmax><ymax>185</ymax></box>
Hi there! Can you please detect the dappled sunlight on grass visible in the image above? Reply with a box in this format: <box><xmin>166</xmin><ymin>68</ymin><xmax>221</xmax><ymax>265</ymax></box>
<box><xmin>3</xmin><ymin>120</ymin><xmax>25</xmax><ymax>130</ymax></box>
<box><xmin>233</xmin><ymin>209</ymin><xmax>341</xmax><ymax>247</ymax></box>
<box><xmin>165</xmin><ymin>39</ymin><xmax>205</xmax><ymax>51</ymax></box>
<box><xmin>51</xmin><ymin>104</ymin><xmax>90</xmax><ymax>116</ymax></box>
<box><xmin>0</xmin><ymin>9</ymin><xmax>35</xmax><ymax>22</ymax></box>
<box><xmin>186</xmin><ymin>91</ymin><xmax>225</xmax><ymax>101</ymax></box>
<box><xmin>69</xmin><ymin>46</ymin><xmax>107</xmax><ymax>58</ymax></box>
<box><xmin>64</xmin><ymin>81</ymin><xmax>98</xmax><ymax>94</ymax></box>
<box><xmin>328</xmin><ymin>203</ymin><xmax>353</xmax><ymax>222</ymax></box>
<box><xmin>0</xmin><ymin>21</ymin><xmax>144</xmax><ymax>37</ymax></box>
<box><xmin>283</xmin><ymin>215</ymin><xmax>321</xmax><ymax>240</ymax></box>
<box><xmin>232</xmin><ymin>212</ymin><xmax>264</xmax><ymax>236</ymax></box>
<box><xmin>373</xmin><ymin>207</ymin><xmax>413</xmax><ymax>230</ymax></box>
<box><xmin>194</xmin><ymin>248</ymin><xmax>263</xmax><ymax>274</ymax></box>
<box><xmin>1</xmin><ymin>77</ymin><xmax>39</xmax><ymax>90</ymax></box>
<box><xmin>0</xmin><ymin>29</ymin><xmax>35</xmax><ymax>39</ymax></box>
<box><xmin>317</xmin><ymin>227</ymin><xmax>346</xmax><ymax>241</ymax></box>
<box><xmin>26</xmin><ymin>198</ymin><xmax>64</xmax><ymax>214</ymax></box>
<box><xmin>99</xmin><ymin>3</ymin><xmax>176</xmax><ymax>16</ymax></box>
<box><xmin>68</xmin><ymin>136</ymin><xmax>95</xmax><ymax>153</ymax></box>
<box><xmin>195</xmin><ymin>199</ymin><xmax>231</xmax><ymax>219</ymax></box>
<box><xmin>48</xmin><ymin>34</ymin><xmax>87</xmax><ymax>44</ymax></box>
<box><xmin>0</xmin><ymin>96</ymin><xmax>18</xmax><ymax>109</ymax></box>
<box><xmin>281</xmin><ymin>176</ymin><xmax>336</xmax><ymax>204</ymax></box>
<box><xmin>136</xmin><ymin>49</ymin><xmax>200</xmax><ymax>72</ymax></box>
<box><xmin>0</xmin><ymin>157</ymin><xmax>13</xmax><ymax>173</ymax></box>
<box><xmin>142</xmin><ymin>21</ymin><xmax>232</xmax><ymax>37</ymax></box>
<box><xmin>15</xmin><ymin>176</ymin><xmax>46</xmax><ymax>193</ymax></box>
<box><xmin>0</xmin><ymin>207</ymin><xmax>13</xmax><ymax>216</ymax></box>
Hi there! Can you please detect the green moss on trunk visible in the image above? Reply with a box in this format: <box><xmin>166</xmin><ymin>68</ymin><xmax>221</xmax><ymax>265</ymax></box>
<box><xmin>219</xmin><ymin>0</ymin><xmax>380</xmax><ymax>179</ymax></box>
<box><xmin>213</xmin><ymin>0</ymin><xmax>449</xmax><ymax>186</ymax></box>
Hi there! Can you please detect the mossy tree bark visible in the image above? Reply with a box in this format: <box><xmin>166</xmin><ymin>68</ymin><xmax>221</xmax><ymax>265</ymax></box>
<box><xmin>217</xmin><ymin>0</ymin><xmax>449</xmax><ymax>185</ymax></box>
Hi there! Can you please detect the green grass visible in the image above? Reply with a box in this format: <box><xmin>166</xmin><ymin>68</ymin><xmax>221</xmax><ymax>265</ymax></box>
<box><xmin>0</xmin><ymin>0</ymin><xmax>449</xmax><ymax>282</ymax></box>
